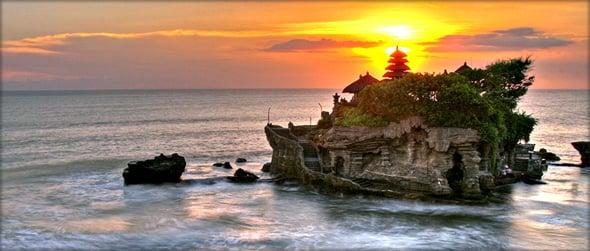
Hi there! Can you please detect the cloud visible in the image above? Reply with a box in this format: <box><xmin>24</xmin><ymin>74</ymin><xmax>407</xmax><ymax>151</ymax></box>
<box><xmin>2</xmin><ymin>70</ymin><xmax>80</xmax><ymax>82</ymax></box>
<box><xmin>265</xmin><ymin>38</ymin><xmax>382</xmax><ymax>52</ymax></box>
<box><xmin>1</xmin><ymin>47</ymin><xmax>59</xmax><ymax>55</ymax></box>
<box><xmin>1</xmin><ymin>29</ymin><xmax>269</xmax><ymax>55</ymax></box>
<box><xmin>423</xmin><ymin>27</ymin><xmax>573</xmax><ymax>52</ymax></box>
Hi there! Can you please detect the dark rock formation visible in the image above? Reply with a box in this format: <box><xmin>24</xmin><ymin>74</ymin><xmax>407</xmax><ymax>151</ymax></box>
<box><xmin>223</xmin><ymin>162</ymin><xmax>233</xmax><ymax>169</ymax></box>
<box><xmin>212</xmin><ymin>162</ymin><xmax>224</xmax><ymax>167</ymax></box>
<box><xmin>265</xmin><ymin>118</ymin><xmax>494</xmax><ymax>199</ymax></box>
<box><xmin>537</xmin><ymin>148</ymin><xmax>560</xmax><ymax>161</ymax></box>
<box><xmin>511</xmin><ymin>144</ymin><xmax>546</xmax><ymax>180</ymax></box>
<box><xmin>572</xmin><ymin>141</ymin><xmax>590</xmax><ymax>167</ymax></box>
<box><xmin>123</xmin><ymin>153</ymin><xmax>186</xmax><ymax>185</ymax></box>
<box><xmin>522</xmin><ymin>175</ymin><xmax>547</xmax><ymax>185</ymax></box>
<box><xmin>261</xmin><ymin>162</ymin><xmax>272</xmax><ymax>172</ymax></box>
<box><xmin>227</xmin><ymin>168</ymin><xmax>259</xmax><ymax>183</ymax></box>
<box><xmin>236</xmin><ymin>158</ymin><xmax>247</xmax><ymax>163</ymax></box>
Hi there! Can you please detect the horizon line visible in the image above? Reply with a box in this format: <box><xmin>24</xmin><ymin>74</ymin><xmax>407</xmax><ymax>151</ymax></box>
<box><xmin>2</xmin><ymin>87</ymin><xmax>589</xmax><ymax>92</ymax></box>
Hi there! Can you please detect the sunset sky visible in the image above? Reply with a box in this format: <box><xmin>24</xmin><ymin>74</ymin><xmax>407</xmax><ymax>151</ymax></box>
<box><xmin>2</xmin><ymin>1</ymin><xmax>588</xmax><ymax>90</ymax></box>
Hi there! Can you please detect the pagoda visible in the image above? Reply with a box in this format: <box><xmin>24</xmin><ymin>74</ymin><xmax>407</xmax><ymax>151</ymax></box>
<box><xmin>383</xmin><ymin>46</ymin><xmax>410</xmax><ymax>79</ymax></box>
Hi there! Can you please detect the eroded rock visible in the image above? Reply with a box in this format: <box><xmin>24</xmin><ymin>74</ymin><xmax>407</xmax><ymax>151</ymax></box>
<box><xmin>537</xmin><ymin>148</ymin><xmax>560</xmax><ymax>161</ymax></box>
<box><xmin>266</xmin><ymin>118</ymin><xmax>491</xmax><ymax>199</ymax></box>
<box><xmin>572</xmin><ymin>141</ymin><xmax>590</xmax><ymax>166</ymax></box>
<box><xmin>227</xmin><ymin>168</ymin><xmax>259</xmax><ymax>183</ymax></box>
<box><xmin>123</xmin><ymin>153</ymin><xmax>186</xmax><ymax>185</ymax></box>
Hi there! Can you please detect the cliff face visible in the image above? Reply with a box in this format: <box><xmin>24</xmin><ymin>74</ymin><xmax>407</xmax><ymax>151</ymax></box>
<box><xmin>265</xmin><ymin>117</ymin><xmax>495</xmax><ymax>198</ymax></box>
<box><xmin>315</xmin><ymin>117</ymin><xmax>492</xmax><ymax>197</ymax></box>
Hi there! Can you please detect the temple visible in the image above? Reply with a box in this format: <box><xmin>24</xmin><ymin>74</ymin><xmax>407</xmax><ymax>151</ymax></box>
<box><xmin>383</xmin><ymin>46</ymin><xmax>410</xmax><ymax>79</ymax></box>
<box><xmin>342</xmin><ymin>71</ymin><xmax>379</xmax><ymax>104</ymax></box>
<box><xmin>455</xmin><ymin>61</ymin><xmax>472</xmax><ymax>74</ymax></box>
<box><xmin>263</xmin><ymin>48</ymin><xmax>546</xmax><ymax>202</ymax></box>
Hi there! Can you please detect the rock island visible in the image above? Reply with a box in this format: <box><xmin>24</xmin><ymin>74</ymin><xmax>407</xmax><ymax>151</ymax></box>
<box><xmin>265</xmin><ymin>47</ymin><xmax>548</xmax><ymax>201</ymax></box>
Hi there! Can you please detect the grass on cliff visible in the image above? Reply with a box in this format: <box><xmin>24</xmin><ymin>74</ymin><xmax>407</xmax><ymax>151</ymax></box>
<box><xmin>334</xmin><ymin>57</ymin><xmax>537</xmax><ymax>153</ymax></box>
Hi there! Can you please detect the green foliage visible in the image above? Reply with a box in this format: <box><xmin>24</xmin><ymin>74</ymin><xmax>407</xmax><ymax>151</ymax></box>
<box><xmin>335</xmin><ymin>107</ymin><xmax>388</xmax><ymax>127</ymax></box>
<box><xmin>338</xmin><ymin>57</ymin><xmax>537</xmax><ymax>154</ymax></box>
<box><xmin>503</xmin><ymin>111</ymin><xmax>537</xmax><ymax>150</ymax></box>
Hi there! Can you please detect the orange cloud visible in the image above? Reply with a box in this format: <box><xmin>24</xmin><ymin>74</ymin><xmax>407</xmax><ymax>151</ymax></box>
<box><xmin>2</xmin><ymin>70</ymin><xmax>80</xmax><ymax>81</ymax></box>
<box><xmin>265</xmin><ymin>38</ymin><xmax>383</xmax><ymax>52</ymax></box>
<box><xmin>1</xmin><ymin>47</ymin><xmax>59</xmax><ymax>55</ymax></box>
<box><xmin>2</xmin><ymin>29</ymin><xmax>273</xmax><ymax>55</ymax></box>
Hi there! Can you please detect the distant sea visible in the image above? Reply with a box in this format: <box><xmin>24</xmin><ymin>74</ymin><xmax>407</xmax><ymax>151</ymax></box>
<box><xmin>1</xmin><ymin>89</ymin><xmax>588</xmax><ymax>249</ymax></box>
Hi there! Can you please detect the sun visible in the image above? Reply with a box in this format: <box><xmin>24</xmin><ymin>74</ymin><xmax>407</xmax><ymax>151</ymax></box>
<box><xmin>376</xmin><ymin>25</ymin><xmax>414</xmax><ymax>40</ymax></box>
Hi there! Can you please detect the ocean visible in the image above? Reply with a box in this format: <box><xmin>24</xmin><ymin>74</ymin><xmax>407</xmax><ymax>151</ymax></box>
<box><xmin>1</xmin><ymin>89</ymin><xmax>588</xmax><ymax>249</ymax></box>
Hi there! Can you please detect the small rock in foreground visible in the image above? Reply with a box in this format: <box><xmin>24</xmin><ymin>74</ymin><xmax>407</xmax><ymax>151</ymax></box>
<box><xmin>227</xmin><ymin>168</ymin><xmax>259</xmax><ymax>183</ymax></box>
<box><xmin>236</xmin><ymin>158</ymin><xmax>247</xmax><ymax>163</ymax></box>
<box><xmin>537</xmin><ymin>148</ymin><xmax>560</xmax><ymax>161</ymax></box>
<box><xmin>123</xmin><ymin>153</ymin><xmax>186</xmax><ymax>185</ymax></box>
<box><xmin>223</xmin><ymin>162</ymin><xmax>233</xmax><ymax>169</ymax></box>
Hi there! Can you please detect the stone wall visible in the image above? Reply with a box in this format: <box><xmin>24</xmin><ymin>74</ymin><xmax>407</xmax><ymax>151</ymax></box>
<box><xmin>314</xmin><ymin>117</ymin><xmax>490</xmax><ymax>197</ymax></box>
<box><xmin>264</xmin><ymin>125</ymin><xmax>363</xmax><ymax>194</ymax></box>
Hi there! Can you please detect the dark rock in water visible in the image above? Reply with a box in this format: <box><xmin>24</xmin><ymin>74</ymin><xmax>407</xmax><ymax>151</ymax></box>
<box><xmin>123</xmin><ymin>153</ymin><xmax>186</xmax><ymax>185</ymax></box>
<box><xmin>537</xmin><ymin>148</ymin><xmax>560</xmax><ymax>161</ymax></box>
<box><xmin>572</xmin><ymin>141</ymin><xmax>590</xmax><ymax>167</ymax></box>
<box><xmin>212</xmin><ymin>162</ymin><xmax>224</xmax><ymax>167</ymax></box>
<box><xmin>261</xmin><ymin>162</ymin><xmax>272</xmax><ymax>172</ymax></box>
<box><xmin>522</xmin><ymin>176</ymin><xmax>547</xmax><ymax>185</ymax></box>
<box><xmin>223</xmin><ymin>162</ymin><xmax>233</xmax><ymax>169</ymax></box>
<box><xmin>236</xmin><ymin>158</ymin><xmax>247</xmax><ymax>163</ymax></box>
<box><xmin>227</xmin><ymin>168</ymin><xmax>259</xmax><ymax>183</ymax></box>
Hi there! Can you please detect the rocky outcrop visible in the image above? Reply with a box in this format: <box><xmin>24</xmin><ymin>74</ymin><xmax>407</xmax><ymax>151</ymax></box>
<box><xmin>123</xmin><ymin>153</ymin><xmax>186</xmax><ymax>185</ymax></box>
<box><xmin>537</xmin><ymin>148</ymin><xmax>560</xmax><ymax>161</ymax></box>
<box><xmin>265</xmin><ymin>117</ymin><xmax>495</xmax><ymax>199</ymax></box>
<box><xmin>511</xmin><ymin>144</ymin><xmax>547</xmax><ymax>180</ymax></box>
<box><xmin>572</xmin><ymin>141</ymin><xmax>590</xmax><ymax>166</ymax></box>
<box><xmin>315</xmin><ymin>117</ymin><xmax>486</xmax><ymax>197</ymax></box>
<box><xmin>227</xmin><ymin>168</ymin><xmax>259</xmax><ymax>183</ymax></box>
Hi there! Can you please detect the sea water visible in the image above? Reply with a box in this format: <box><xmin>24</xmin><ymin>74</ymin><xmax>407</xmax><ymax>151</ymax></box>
<box><xmin>1</xmin><ymin>89</ymin><xmax>588</xmax><ymax>249</ymax></box>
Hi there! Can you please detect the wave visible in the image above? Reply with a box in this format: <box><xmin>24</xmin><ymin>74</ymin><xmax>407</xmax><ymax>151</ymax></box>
<box><xmin>1</xmin><ymin>158</ymin><xmax>129</xmax><ymax>183</ymax></box>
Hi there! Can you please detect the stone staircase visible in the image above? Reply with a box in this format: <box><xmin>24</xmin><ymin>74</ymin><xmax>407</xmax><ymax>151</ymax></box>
<box><xmin>298</xmin><ymin>139</ymin><xmax>322</xmax><ymax>172</ymax></box>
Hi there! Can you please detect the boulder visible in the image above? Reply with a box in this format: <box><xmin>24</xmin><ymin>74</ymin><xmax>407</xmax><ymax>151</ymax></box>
<box><xmin>212</xmin><ymin>162</ymin><xmax>224</xmax><ymax>167</ymax></box>
<box><xmin>537</xmin><ymin>148</ymin><xmax>560</xmax><ymax>161</ymax></box>
<box><xmin>236</xmin><ymin>158</ymin><xmax>247</xmax><ymax>163</ymax></box>
<box><xmin>123</xmin><ymin>153</ymin><xmax>186</xmax><ymax>185</ymax></box>
<box><xmin>223</xmin><ymin>162</ymin><xmax>233</xmax><ymax>169</ymax></box>
<box><xmin>572</xmin><ymin>141</ymin><xmax>590</xmax><ymax>167</ymax></box>
<box><xmin>261</xmin><ymin>162</ymin><xmax>272</xmax><ymax>172</ymax></box>
<box><xmin>227</xmin><ymin>168</ymin><xmax>259</xmax><ymax>183</ymax></box>
<box><xmin>522</xmin><ymin>175</ymin><xmax>547</xmax><ymax>185</ymax></box>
